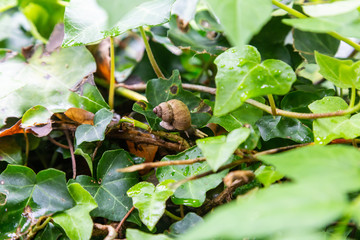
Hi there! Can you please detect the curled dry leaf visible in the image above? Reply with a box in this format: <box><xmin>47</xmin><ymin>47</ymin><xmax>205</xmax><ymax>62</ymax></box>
<box><xmin>223</xmin><ymin>170</ymin><xmax>255</xmax><ymax>188</ymax></box>
<box><xmin>64</xmin><ymin>108</ymin><xmax>95</xmax><ymax>125</ymax></box>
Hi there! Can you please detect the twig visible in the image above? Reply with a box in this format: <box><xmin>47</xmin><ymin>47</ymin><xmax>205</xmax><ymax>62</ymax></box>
<box><xmin>64</xmin><ymin>129</ymin><xmax>76</xmax><ymax>179</ymax></box>
<box><xmin>117</xmin><ymin>157</ymin><xmax>206</xmax><ymax>172</ymax></box>
<box><xmin>172</xmin><ymin>157</ymin><xmax>257</xmax><ymax>188</ymax></box>
<box><xmin>139</xmin><ymin>26</ymin><xmax>165</xmax><ymax>79</ymax></box>
<box><xmin>92</xmin><ymin>141</ymin><xmax>103</xmax><ymax>161</ymax></box>
<box><xmin>94</xmin><ymin>223</ymin><xmax>118</xmax><ymax>240</ymax></box>
<box><xmin>116</xmin><ymin>206</ymin><xmax>135</xmax><ymax>232</ymax></box>
<box><xmin>48</xmin><ymin>136</ymin><xmax>70</xmax><ymax>149</ymax></box>
<box><xmin>254</xmin><ymin>143</ymin><xmax>312</xmax><ymax>156</ymax></box>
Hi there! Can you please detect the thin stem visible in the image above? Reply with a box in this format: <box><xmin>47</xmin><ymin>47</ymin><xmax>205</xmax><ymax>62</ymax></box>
<box><xmin>272</xmin><ymin>0</ymin><xmax>360</xmax><ymax>51</ymax></box>
<box><xmin>108</xmin><ymin>36</ymin><xmax>116</xmax><ymax>109</ymax></box>
<box><xmin>64</xmin><ymin>129</ymin><xmax>76</xmax><ymax>179</ymax></box>
<box><xmin>349</xmin><ymin>87</ymin><xmax>356</xmax><ymax>109</ymax></box>
<box><xmin>119</xmin><ymin>117</ymin><xmax>150</xmax><ymax>131</ymax></box>
<box><xmin>267</xmin><ymin>94</ymin><xmax>277</xmax><ymax>116</ymax></box>
<box><xmin>116</xmin><ymin>206</ymin><xmax>135</xmax><ymax>232</ymax></box>
<box><xmin>24</xmin><ymin>129</ymin><xmax>29</xmax><ymax>166</ymax></box>
<box><xmin>96</xmin><ymin>78</ymin><xmax>147</xmax><ymax>102</ymax></box>
<box><xmin>180</xmin><ymin>205</ymin><xmax>184</xmax><ymax>218</ymax></box>
<box><xmin>165</xmin><ymin>210</ymin><xmax>182</xmax><ymax>221</ymax></box>
<box><xmin>48</xmin><ymin>136</ymin><xmax>70</xmax><ymax>149</ymax></box>
<box><xmin>117</xmin><ymin>157</ymin><xmax>206</xmax><ymax>173</ymax></box>
<box><xmin>139</xmin><ymin>26</ymin><xmax>165</xmax><ymax>79</ymax></box>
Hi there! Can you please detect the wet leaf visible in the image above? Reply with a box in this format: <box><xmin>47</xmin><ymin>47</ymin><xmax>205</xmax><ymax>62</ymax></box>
<box><xmin>214</xmin><ymin>46</ymin><xmax>296</xmax><ymax>116</ymax></box>
<box><xmin>127</xmin><ymin>180</ymin><xmax>176</xmax><ymax>231</ymax></box>
<box><xmin>74</xmin><ymin>83</ymin><xmax>110</xmax><ymax>113</ymax></box>
<box><xmin>21</xmin><ymin>105</ymin><xmax>53</xmax><ymax>128</ymax></box>
<box><xmin>75</xmin><ymin>108</ymin><xmax>113</xmax><ymax>145</ymax></box>
<box><xmin>309</xmin><ymin>96</ymin><xmax>360</xmax><ymax>145</ymax></box>
<box><xmin>0</xmin><ymin>46</ymin><xmax>96</xmax><ymax>128</ymax></box>
<box><xmin>73</xmin><ymin>149</ymin><xmax>138</xmax><ymax>221</ymax></box>
<box><xmin>63</xmin><ymin>0</ymin><xmax>175</xmax><ymax>47</ymax></box>
<box><xmin>53</xmin><ymin>183</ymin><xmax>97</xmax><ymax>240</ymax></box>
<box><xmin>0</xmin><ymin>165</ymin><xmax>75</xmax><ymax>239</ymax></box>
<box><xmin>156</xmin><ymin>147</ymin><xmax>227</xmax><ymax>207</ymax></box>
<box><xmin>256</xmin><ymin>116</ymin><xmax>313</xmax><ymax>143</ymax></box>
<box><xmin>169</xmin><ymin>212</ymin><xmax>203</xmax><ymax>237</ymax></box>
<box><xmin>126</xmin><ymin>228</ymin><xmax>172</xmax><ymax>240</ymax></box>
<box><xmin>196</xmin><ymin>127</ymin><xmax>250</xmax><ymax>171</ymax></box>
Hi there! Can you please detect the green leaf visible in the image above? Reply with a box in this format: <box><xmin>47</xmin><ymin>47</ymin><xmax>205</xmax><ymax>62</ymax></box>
<box><xmin>126</xmin><ymin>228</ymin><xmax>172</xmax><ymax>240</ymax></box>
<box><xmin>34</xmin><ymin>223</ymin><xmax>68</xmax><ymax>240</ymax></box>
<box><xmin>167</xmin><ymin>15</ymin><xmax>228</xmax><ymax>55</ymax></box>
<box><xmin>0</xmin><ymin>0</ymin><xmax>16</xmax><ymax>12</ymax></box>
<box><xmin>196</xmin><ymin>127</ymin><xmax>250</xmax><ymax>171</ymax></box>
<box><xmin>74</xmin><ymin>147</ymin><xmax>93</xmax><ymax>176</ymax></box>
<box><xmin>308</xmin><ymin>96</ymin><xmax>360</xmax><ymax>145</ymax></box>
<box><xmin>127</xmin><ymin>180</ymin><xmax>176</xmax><ymax>231</ymax></box>
<box><xmin>53</xmin><ymin>183</ymin><xmax>97</xmax><ymax>240</ymax></box>
<box><xmin>156</xmin><ymin>147</ymin><xmax>227</xmax><ymax>207</ymax></box>
<box><xmin>315</xmin><ymin>51</ymin><xmax>360</xmax><ymax>89</ymax></box>
<box><xmin>255</xmin><ymin>165</ymin><xmax>284</xmax><ymax>188</ymax></box>
<box><xmin>302</xmin><ymin>0</ymin><xmax>360</xmax><ymax>17</ymax></box>
<box><xmin>283</xmin><ymin>10</ymin><xmax>360</xmax><ymax>39</ymax></box>
<box><xmin>209</xmin><ymin>100</ymin><xmax>264</xmax><ymax>131</ymax></box>
<box><xmin>256</xmin><ymin>116</ymin><xmax>313</xmax><ymax>143</ymax></box>
<box><xmin>206</xmin><ymin>0</ymin><xmax>272</xmax><ymax>47</ymax></box>
<box><xmin>74</xmin><ymin>149</ymin><xmax>138</xmax><ymax>221</ymax></box>
<box><xmin>18</xmin><ymin>0</ymin><xmax>65</xmax><ymax>41</ymax></box>
<box><xmin>169</xmin><ymin>212</ymin><xmax>203</xmax><ymax>237</ymax></box>
<box><xmin>75</xmin><ymin>83</ymin><xmax>110</xmax><ymax>113</ymax></box>
<box><xmin>258</xmin><ymin>145</ymin><xmax>360</xmax><ymax>193</ymax></box>
<box><xmin>21</xmin><ymin>105</ymin><xmax>53</xmax><ymax>128</ymax></box>
<box><xmin>181</xmin><ymin>183</ymin><xmax>347</xmax><ymax>240</ymax></box>
<box><xmin>293</xmin><ymin>29</ymin><xmax>340</xmax><ymax>64</ymax></box>
<box><xmin>0</xmin><ymin>46</ymin><xmax>96</xmax><ymax>128</ymax></box>
<box><xmin>0</xmin><ymin>165</ymin><xmax>75</xmax><ymax>239</ymax></box>
<box><xmin>0</xmin><ymin>137</ymin><xmax>23</xmax><ymax>165</ymax></box>
<box><xmin>214</xmin><ymin>46</ymin><xmax>296</xmax><ymax>116</ymax></box>
<box><xmin>63</xmin><ymin>0</ymin><xmax>175</xmax><ymax>47</ymax></box>
<box><xmin>75</xmin><ymin>108</ymin><xmax>113</xmax><ymax>145</ymax></box>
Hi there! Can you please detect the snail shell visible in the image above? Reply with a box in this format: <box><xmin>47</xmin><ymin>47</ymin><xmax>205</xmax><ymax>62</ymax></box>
<box><xmin>153</xmin><ymin>99</ymin><xmax>191</xmax><ymax>131</ymax></box>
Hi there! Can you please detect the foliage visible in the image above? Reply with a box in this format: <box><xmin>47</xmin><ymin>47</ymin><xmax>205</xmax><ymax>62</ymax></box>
<box><xmin>2</xmin><ymin>0</ymin><xmax>360</xmax><ymax>239</ymax></box>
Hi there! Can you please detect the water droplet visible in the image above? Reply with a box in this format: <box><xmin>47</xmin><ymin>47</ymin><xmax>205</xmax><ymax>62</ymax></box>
<box><xmin>237</xmin><ymin>58</ymin><xmax>246</xmax><ymax>67</ymax></box>
<box><xmin>231</xmin><ymin>48</ymin><xmax>237</xmax><ymax>53</ymax></box>
<box><xmin>220</xmin><ymin>64</ymin><xmax>226</xmax><ymax>68</ymax></box>
<box><xmin>0</xmin><ymin>180</ymin><xmax>4</xmax><ymax>185</ymax></box>
<box><xmin>257</xmin><ymin>75</ymin><xmax>264</xmax><ymax>81</ymax></box>
<box><xmin>273</xmin><ymin>69</ymin><xmax>282</xmax><ymax>76</ymax></box>
<box><xmin>229</xmin><ymin>66</ymin><xmax>234</xmax><ymax>70</ymax></box>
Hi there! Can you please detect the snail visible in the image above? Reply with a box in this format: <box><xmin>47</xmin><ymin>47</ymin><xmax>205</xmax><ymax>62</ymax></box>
<box><xmin>153</xmin><ymin>99</ymin><xmax>191</xmax><ymax>131</ymax></box>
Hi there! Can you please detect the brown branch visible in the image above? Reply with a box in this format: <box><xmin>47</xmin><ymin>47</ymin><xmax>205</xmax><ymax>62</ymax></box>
<box><xmin>254</xmin><ymin>143</ymin><xmax>312</xmax><ymax>156</ymax></box>
<box><xmin>48</xmin><ymin>136</ymin><xmax>70</xmax><ymax>149</ymax></box>
<box><xmin>117</xmin><ymin>157</ymin><xmax>206</xmax><ymax>173</ymax></box>
<box><xmin>93</xmin><ymin>223</ymin><xmax>117</xmax><ymax>240</ymax></box>
<box><xmin>64</xmin><ymin>129</ymin><xmax>76</xmax><ymax>179</ymax></box>
<box><xmin>108</xmin><ymin>129</ymin><xmax>186</xmax><ymax>152</ymax></box>
<box><xmin>116</xmin><ymin>206</ymin><xmax>135</xmax><ymax>232</ymax></box>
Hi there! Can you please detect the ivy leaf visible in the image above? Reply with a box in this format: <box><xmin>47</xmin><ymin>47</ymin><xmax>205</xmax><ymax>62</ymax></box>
<box><xmin>293</xmin><ymin>29</ymin><xmax>340</xmax><ymax>64</ymax></box>
<box><xmin>259</xmin><ymin>145</ymin><xmax>360</xmax><ymax>193</ymax></box>
<box><xmin>255</xmin><ymin>165</ymin><xmax>284</xmax><ymax>188</ymax></box>
<box><xmin>75</xmin><ymin>108</ymin><xmax>113</xmax><ymax>145</ymax></box>
<box><xmin>169</xmin><ymin>212</ymin><xmax>203</xmax><ymax>237</ymax></box>
<box><xmin>302</xmin><ymin>0</ymin><xmax>360</xmax><ymax>17</ymax></box>
<box><xmin>53</xmin><ymin>183</ymin><xmax>97</xmax><ymax>240</ymax></box>
<box><xmin>308</xmin><ymin>96</ymin><xmax>360</xmax><ymax>145</ymax></box>
<box><xmin>156</xmin><ymin>147</ymin><xmax>227</xmax><ymax>207</ymax></box>
<box><xmin>206</xmin><ymin>0</ymin><xmax>272</xmax><ymax>48</ymax></box>
<box><xmin>74</xmin><ymin>83</ymin><xmax>110</xmax><ymax>114</ymax></box>
<box><xmin>196</xmin><ymin>127</ymin><xmax>250</xmax><ymax>171</ymax></box>
<box><xmin>63</xmin><ymin>0</ymin><xmax>175</xmax><ymax>47</ymax></box>
<box><xmin>315</xmin><ymin>51</ymin><xmax>360</xmax><ymax>89</ymax></box>
<box><xmin>256</xmin><ymin>116</ymin><xmax>313</xmax><ymax>143</ymax></box>
<box><xmin>34</xmin><ymin>222</ymin><xmax>69</xmax><ymax>240</ymax></box>
<box><xmin>0</xmin><ymin>46</ymin><xmax>96</xmax><ymax>128</ymax></box>
<box><xmin>283</xmin><ymin>10</ymin><xmax>360</xmax><ymax>39</ymax></box>
<box><xmin>0</xmin><ymin>165</ymin><xmax>75</xmax><ymax>239</ymax></box>
<box><xmin>127</xmin><ymin>180</ymin><xmax>176</xmax><ymax>231</ymax></box>
<box><xmin>0</xmin><ymin>0</ymin><xmax>16</xmax><ymax>12</ymax></box>
<box><xmin>73</xmin><ymin>149</ymin><xmax>138</xmax><ymax>221</ymax></box>
<box><xmin>0</xmin><ymin>137</ymin><xmax>23</xmax><ymax>164</ymax></box>
<box><xmin>21</xmin><ymin>105</ymin><xmax>53</xmax><ymax>128</ymax></box>
<box><xmin>214</xmin><ymin>46</ymin><xmax>296</xmax><ymax>116</ymax></box>
<box><xmin>126</xmin><ymin>228</ymin><xmax>172</xmax><ymax>240</ymax></box>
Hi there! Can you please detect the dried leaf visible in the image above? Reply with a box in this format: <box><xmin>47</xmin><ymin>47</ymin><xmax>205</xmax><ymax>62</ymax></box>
<box><xmin>65</xmin><ymin>108</ymin><xmax>95</xmax><ymax>125</ymax></box>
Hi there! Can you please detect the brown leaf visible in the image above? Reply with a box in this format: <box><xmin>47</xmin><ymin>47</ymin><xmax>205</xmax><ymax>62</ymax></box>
<box><xmin>126</xmin><ymin>141</ymin><xmax>158</xmax><ymax>165</ymax></box>
<box><xmin>30</xmin><ymin>123</ymin><xmax>52</xmax><ymax>137</ymax></box>
<box><xmin>87</xmin><ymin>38</ymin><xmax>111</xmax><ymax>82</ymax></box>
<box><xmin>0</xmin><ymin>120</ymin><xmax>31</xmax><ymax>138</ymax></box>
<box><xmin>64</xmin><ymin>108</ymin><xmax>95</xmax><ymax>125</ymax></box>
